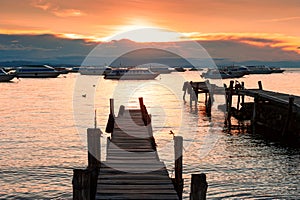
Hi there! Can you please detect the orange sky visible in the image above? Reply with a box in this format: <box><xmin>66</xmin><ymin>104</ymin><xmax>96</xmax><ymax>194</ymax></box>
<box><xmin>1</xmin><ymin>0</ymin><xmax>300</xmax><ymax>54</ymax></box>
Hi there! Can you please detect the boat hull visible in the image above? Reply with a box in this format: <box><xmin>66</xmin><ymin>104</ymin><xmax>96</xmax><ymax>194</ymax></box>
<box><xmin>16</xmin><ymin>72</ymin><xmax>60</xmax><ymax>78</ymax></box>
<box><xmin>104</xmin><ymin>74</ymin><xmax>159</xmax><ymax>80</ymax></box>
<box><xmin>0</xmin><ymin>74</ymin><xmax>15</xmax><ymax>82</ymax></box>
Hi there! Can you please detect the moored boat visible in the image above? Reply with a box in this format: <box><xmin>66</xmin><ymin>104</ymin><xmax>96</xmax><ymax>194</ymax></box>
<box><xmin>16</xmin><ymin>65</ymin><xmax>61</xmax><ymax>78</ymax></box>
<box><xmin>174</xmin><ymin>67</ymin><xmax>186</xmax><ymax>72</ymax></box>
<box><xmin>270</xmin><ymin>67</ymin><xmax>285</xmax><ymax>73</ymax></box>
<box><xmin>79</xmin><ymin>66</ymin><xmax>112</xmax><ymax>75</ymax></box>
<box><xmin>246</xmin><ymin>65</ymin><xmax>272</xmax><ymax>74</ymax></box>
<box><xmin>104</xmin><ymin>68</ymin><xmax>159</xmax><ymax>80</ymax></box>
<box><xmin>202</xmin><ymin>69</ymin><xmax>245</xmax><ymax>79</ymax></box>
<box><xmin>0</xmin><ymin>68</ymin><xmax>16</xmax><ymax>82</ymax></box>
<box><xmin>149</xmin><ymin>66</ymin><xmax>173</xmax><ymax>74</ymax></box>
<box><xmin>218</xmin><ymin>65</ymin><xmax>250</xmax><ymax>76</ymax></box>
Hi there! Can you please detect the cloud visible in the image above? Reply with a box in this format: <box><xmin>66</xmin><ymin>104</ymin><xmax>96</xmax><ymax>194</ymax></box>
<box><xmin>0</xmin><ymin>33</ymin><xmax>299</xmax><ymax>65</ymax></box>
<box><xmin>52</xmin><ymin>9</ymin><xmax>85</xmax><ymax>17</ymax></box>
<box><xmin>185</xmin><ymin>32</ymin><xmax>300</xmax><ymax>55</ymax></box>
<box><xmin>259</xmin><ymin>16</ymin><xmax>300</xmax><ymax>22</ymax></box>
<box><xmin>31</xmin><ymin>0</ymin><xmax>85</xmax><ymax>17</ymax></box>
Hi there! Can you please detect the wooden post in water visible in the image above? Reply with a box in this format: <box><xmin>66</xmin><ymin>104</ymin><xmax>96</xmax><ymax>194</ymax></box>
<box><xmin>106</xmin><ymin>137</ymin><xmax>111</xmax><ymax>155</ymax></box>
<box><xmin>110</xmin><ymin>98</ymin><xmax>114</xmax><ymax>116</ymax></box>
<box><xmin>118</xmin><ymin>105</ymin><xmax>125</xmax><ymax>117</ymax></box>
<box><xmin>174</xmin><ymin>136</ymin><xmax>183</xmax><ymax>199</ymax></box>
<box><xmin>282</xmin><ymin>96</ymin><xmax>294</xmax><ymax>135</ymax></box>
<box><xmin>73</xmin><ymin>169</ymin><xmax>91</xmax><ymax>200</ymax></box>
<box><xmin>226</xmin><ymin>81</ymin><xmax>234</xmax><ymax>128</ymax></box>
<box><xmin>105</xmin><ymin>99</ymin><xmax>115</xmax><ymax>134</ymax></box>
<box><xmin>190</xmin><ymin>173</ymin><xmax>208</xmax><ymax>200</ymax></box>
<box><xmin>189</xmin><ymin>81</ymin><xmax>194</xmax><ymax>109</ymax></box>
<box><xmin>87</xmin><ymin>128</ymin><xmax>101</xmax><ymax>168</ymax></box>
<box><xmin>241</xmin><ymin>82</ymin><xmax>245</xmax><ymax>105</ymax></box>
<box><xmin>252</xmin><ymin>94</ymin><xmax>259</xmax><ymax>133</ymax></box>
<box><xmin>258</xmin><ymin>81</ymin><xmax>263</xmax><ymax>90</ymax></box>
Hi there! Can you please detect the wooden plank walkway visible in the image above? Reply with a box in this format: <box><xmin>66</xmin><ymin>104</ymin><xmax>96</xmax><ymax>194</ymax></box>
<box><xmin>237</xmin><ymin>89</ymin><xmax>300</xmax><ymax>108</ymax></box>
<box><xmin>96</xmin><ymin>108</ymin><xmax>179</xmax><ymax>199</ymax></box>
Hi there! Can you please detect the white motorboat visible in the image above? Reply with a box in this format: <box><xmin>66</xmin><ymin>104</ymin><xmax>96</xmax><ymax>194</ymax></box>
<box><xmin>16</xmin><ymin>65</ymin><xmax>61</xmax><ymax>78</ymax></box>
<box><xmin>0</xmin><ymin>68</ymin><xmax>16</xmax><ymax>82</ymax></box>
<box><xmin>246</xmin><ymin>65</ymin><xmax>272</xmax><ymax>74</ymax></box>
<box><xmin>79</xmin><ymin>66</ymin><xmax>112</xmax><ymax>75</ymax></box>
<box><xmin>202</xmin><ymin>69</ymin><xmax>245</xmax><ymax>79</ymax></box>
<box><xmin>219</xmin><ymin>65</ymin><xmax>250</xmax><ymax>76</ymax></box>
<box><xmin>104</xmin><ymin>68</ymin><xmax>159</xmax><ymax>80</ymax></box>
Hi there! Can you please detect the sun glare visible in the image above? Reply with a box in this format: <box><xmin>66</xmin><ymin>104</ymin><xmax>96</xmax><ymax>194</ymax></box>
<box><xmin>102</xmin><ymin>26</ymin><xmax>185</xmax><ymax>43</ymax></box>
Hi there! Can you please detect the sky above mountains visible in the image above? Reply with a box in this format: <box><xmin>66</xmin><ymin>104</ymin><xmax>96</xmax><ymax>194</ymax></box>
<box><xmin>0</xmin><ymin>0</ymin><xmax>299</xmax><ymax>65</ymax></box>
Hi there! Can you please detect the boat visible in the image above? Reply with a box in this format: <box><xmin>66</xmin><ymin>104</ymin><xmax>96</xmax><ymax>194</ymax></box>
<box><xmin>270</xmin><ymin>67</ymin><xmax>285</xmax><ymax>73</ymax></box>
<box><xmin>218</xmin><ymin>65</ymin><xmax>250</xmax><ymax>76</ymax></box>
<box><xmin>202</xmin><ymin>69</ymin><xmax>245</xmax><ymax>79</ymax></box>
<box><xmin>245</xmin><ymin>65</ymin><xmax>272</xmax><ymax>74</ymax></box>
<box><xmin>174</xmin><ymin>67</ymin><xmax>186</xmax><ymax>72</ymax></box>
<box><xmin>189</xmin><ymin>67</ymin><xmax>203</xmax><ymax>71</ymax></box>
<box><xmin>104</xmin><ymin>68</ymin><xmax>159</xmax><ymax>80</ymax></box>
<box><xmin>16</xmin><ymin>65</ymin><xmax>61</xmax><ymax>78</ymax></box>
<box><xmin>79</xmin><ymin>66</ymin><xmax>112</xmax><ymax>75</ymax></box>
<box><xmin>0</xmin><ymin>68</ymin><xmax>16</xmax><ymax>82</ymax></box>
<box><xmin>149</xmin><ymin>66</ymin><xmax>173</xmax><ymax>74</ymax></box>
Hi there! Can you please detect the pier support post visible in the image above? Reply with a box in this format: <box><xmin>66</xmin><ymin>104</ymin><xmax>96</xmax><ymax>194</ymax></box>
<box><xmin>258</xmin><ymin>81</ymin><xmax>263</xmax><ymax>90</ymax></box>
<box><xmin>118</xmin><ymin>105</ymin><xmax>125</xmax><ymax>117</ymax></box>
<box><xmin>252</xmin><ymin>94</ymin><xmax>259</xmax><ymax>133</ymax></box>
<box><xmin>282</xmin><ymin>97</ymin><xmax>294</xmax><ymax>135</ymax></box>
<box><xmin>110</xmin><ymin>98</ymin><xmax>114</xmax><ymax>116</ymax></box>
<box><xmin>241</xmin><ymin>82</ymin><xmax>245</xmax><ymax>105</ymax></box>
<box><xmin>73</xmin><ymin>169</ymin><xmax>91</xmax><ymax>200</ymax></box>
<box><xmin>190</xmin><ymin>173</ymin><xmax>208</xmax><ymax>200</ymax></box>
<box><xmin>87</xmin><ymin>128</ymin><xmax>101</xmax><ymax>168</ymax></box>
<box><xmin>174</xmin><ymin>136</ymin><xmax>183</xmax><ymax>199</ymax></box>
<box><xmin>226</xmin><ymin>81</ymin><xmax>234</xmax><ymax>128</ymax></box>
<box><xmin>106</xmin><ymin>137</ymin><xmax>111</xmax><ymax>156</ymax></box>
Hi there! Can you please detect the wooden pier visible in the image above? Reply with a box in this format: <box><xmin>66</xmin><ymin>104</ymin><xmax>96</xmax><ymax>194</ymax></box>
<box><xmin>97</xmin><ymin>98</ymin><xmax>180</xmax><ymax>199</ymax></box>
<box><xmin>184</xmin><ymin>80</ymin><xmax>300</xmax><ymax>142</ymax></box>
<box><xmin>73</xmin><ymin>98</ymin><xmax>208</xmax><ymax>200</ymax></box>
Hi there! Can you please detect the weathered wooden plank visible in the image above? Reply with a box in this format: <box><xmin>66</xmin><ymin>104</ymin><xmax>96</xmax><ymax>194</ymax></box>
<box><xmin>96</xmin><ymin>193</ymin><xmax>179</xmax><ymax>200</ymax></box>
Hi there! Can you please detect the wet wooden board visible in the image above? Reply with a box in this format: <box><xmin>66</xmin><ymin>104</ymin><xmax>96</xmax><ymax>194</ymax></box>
<box><xmin>96</xmin><ymin>109</ymin><xmax>179</xmax><ymax>200</ymax></box>
<box><xmin>237</xmin><ymin>89</ymin><xmax>300</xmax><ymax>108</ymax></box>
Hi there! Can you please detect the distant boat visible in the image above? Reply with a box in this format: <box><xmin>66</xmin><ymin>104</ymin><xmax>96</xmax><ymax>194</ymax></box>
<box><xmin>0</xmin><ymin>68</ymin><xmax>16</xmax><ymax>82</ymax></box>
<box><xmin>202</xmin><ymin>69</ymin><xmax>244</xmax><ymax>79</ymax></box>
<box><xmin>270</xmin><ymin>67</ymin><xmax>285</xmax><ymax>73</ymax></box>
<box><xmin>16</xmin><ymin>65</ymin><xmax>61</xmax><ymax>78</ymax></box>
<box><xmin>189</xmin><ymin>67</ymin><xmax>203</xmax><ymax>71</ymax></box>
<box><xmin>246</xmin><ymin>65</ymin><xmax>272</xmax><ymax>74</ymax></box>
<box><xmin>79</xmin><ymin>66</ymin><xmax>112</xmax><ymax>75</ymax></box>
<box><xmin>104</xmin><ymin>68</ymin><xmax>159</xmax><ymax>80</ymax></box>
<box><xmin>218</xmin><ymin>65</ymin><xmax>250</xmax><ymax>76</ymax></box>
<box><xmin>174</xmin><ymin>67</ymin><xmax>186</xmax><ymax>72</ymax></box>
<box><xmin>53</xmin><ymin>67</ymin><xmax>70</xmax><ymax>74</ymax></box>
<box><xmin>149</xmin><ymin>66</ymin><xmax>173</xmax><ymax>74</ymax></box>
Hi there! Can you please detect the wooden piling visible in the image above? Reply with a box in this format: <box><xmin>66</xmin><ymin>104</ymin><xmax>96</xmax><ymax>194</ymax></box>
<box><xmin>226</xmin><ymin>81</ymin><xmax>234</xmax><ymax>127</ymax></box>
<box><xmin>282</xmin><ymin>96</ymin><xmax>294</xmax><ymax>135</ymax></box>
<box><xmin>117</xmin><ymin>105</ymin><xmax>125</xmax><ymax>117</ymax></box>
<box><xmin>73</xmin><ymin>168</ymin><xmax>91</xmax><ymax>200</ymax></box>
<box><xmin>258</xmin><ymin>81</ymin><xmax>263</xmax><ymax>90</ymax></box>
<box><xmin>190</xmin><ymin>173</ymin><xmax>208</xmax><ymax>200</ymax></box>
<box><xmin>87</xmin><ymin>128</ymin><xmax>101</xmax><ymax>168</ymax></box>
<box><xmin>241</xmin><ymin>82</ymin><xmax>245</xmax><ymax>105</ymax></box>
<box><xmin>174</xmin><ymin>136</ymin><xmax>183</xmax><ymax>199</ymax></box>
<box><xmin>74</xmin><ymin>127</ymin><xmax>100</xmax><ymax>200</ymax></box>
<box><xmin>109</xmin><ymin>98</ymin><xmax>114</xmax><ymax>116</ymax></box>
<box><xmin>252</xmin><ymin>94</ymin><xmax>259</xmax><ymax>133</ymax></box>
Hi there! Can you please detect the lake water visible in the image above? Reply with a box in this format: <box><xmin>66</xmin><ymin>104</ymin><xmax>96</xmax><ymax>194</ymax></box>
<box><xmin>0</xmin><ymin>69</ymin><xmax>299</xmax><ymax>199</ymax></box>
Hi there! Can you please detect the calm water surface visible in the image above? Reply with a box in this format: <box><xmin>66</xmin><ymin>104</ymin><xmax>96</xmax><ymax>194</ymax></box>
<box><xmin>0</xmin><ymin>69</ymin><xmax>299</xmax><ymax>199</ymax></box>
